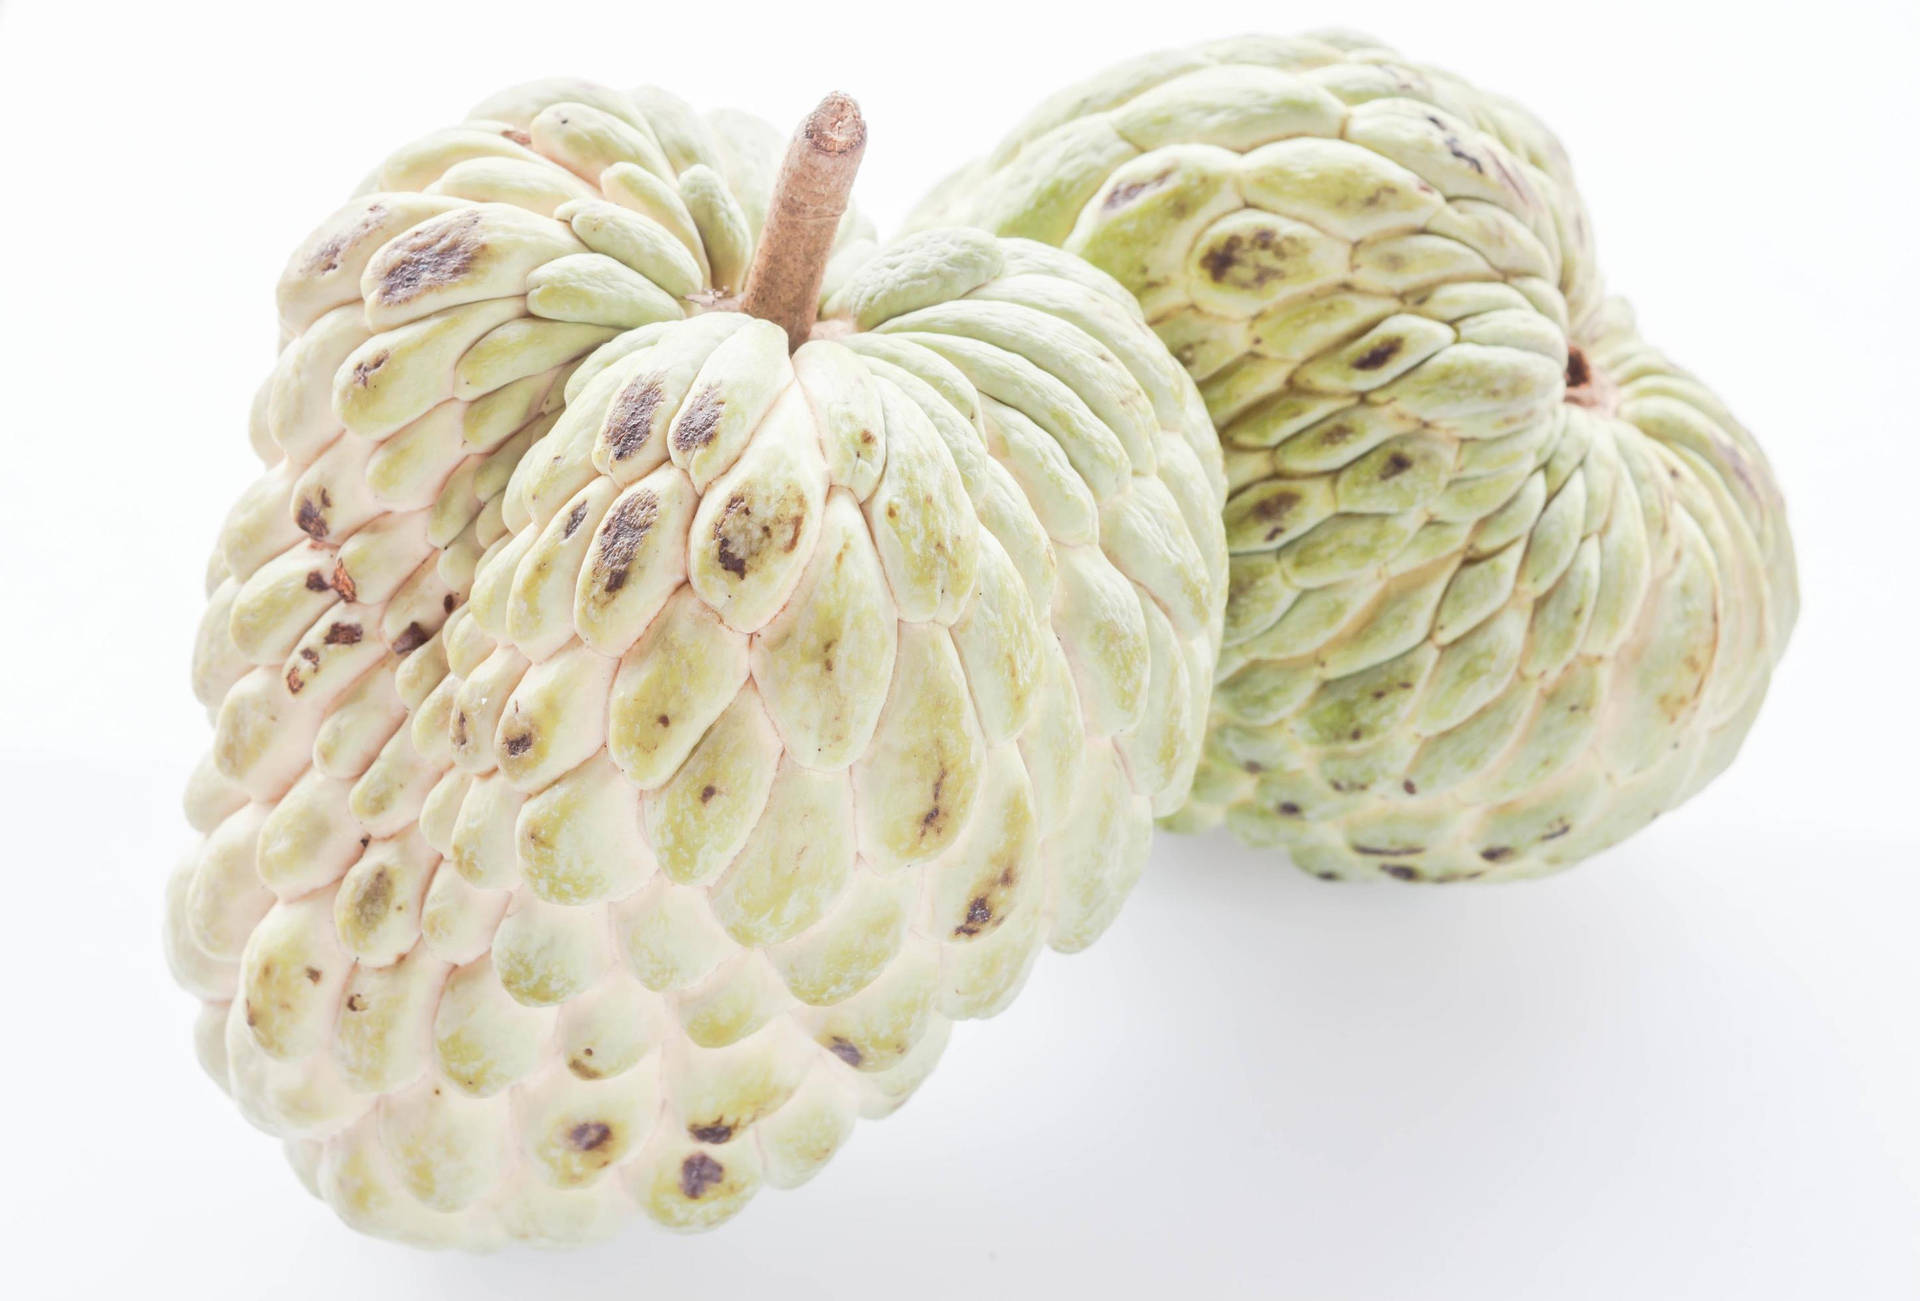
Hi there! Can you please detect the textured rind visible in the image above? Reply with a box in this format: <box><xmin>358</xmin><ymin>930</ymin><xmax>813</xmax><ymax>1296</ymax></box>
<box><xmin>171</xmin><ymin>92</ymin><xmax>1226</xmax><ymax>1245</ymax></box>
<box><xmin>167</xmin><ymin>82</ymin><xmax>883</xmax><ymax>1248</ymax></box>
<box><xmin>911</xmin><ymin>31</ymin><xmax>1796</xmax><ymax>882</ymax></box>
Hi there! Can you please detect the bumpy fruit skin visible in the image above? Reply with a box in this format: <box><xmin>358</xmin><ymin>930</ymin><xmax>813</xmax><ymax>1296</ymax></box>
<box><xmin>169</xmin><ymin>78</ymin><xmax>1227</xmax><ymax>1244</ymax></box>
<box><xmin>913</xmin><ymin>31</ymin><xmax>1796</xmax><ymax>882</ymax></box>
<box><xmin>169</xmin><ymin>80</ymin><xmax>868</xmax><ymax>1245</ymax></box>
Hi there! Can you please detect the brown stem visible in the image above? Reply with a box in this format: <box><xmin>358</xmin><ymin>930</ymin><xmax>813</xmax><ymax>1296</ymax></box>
<box><xmin>739</xmin><ymin>93</ymin><xmax>866</xmax><ymax>351</ymax></box>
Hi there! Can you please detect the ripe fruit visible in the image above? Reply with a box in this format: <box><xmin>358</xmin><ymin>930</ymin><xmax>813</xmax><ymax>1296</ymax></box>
<box><xmin>169</xmin><ymin>89</ymin><xmax>1225</xmax><ymax>1246</ymax></box>
<box><xmin>913</xmin><ymin>32</ymin><xmax>1796</xmax><ymax>881</ymax></box>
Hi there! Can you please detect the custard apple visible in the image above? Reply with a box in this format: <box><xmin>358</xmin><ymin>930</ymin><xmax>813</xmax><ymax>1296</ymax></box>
<box><xmin>168</xmin><ymin>87</ymin><xmax>1226</xmax><ymax>1246</ymax></box>
<box><xmin>913</xmin><ymin>32</ymin><xmax>1796</xmax><ymax>882</ymax></box>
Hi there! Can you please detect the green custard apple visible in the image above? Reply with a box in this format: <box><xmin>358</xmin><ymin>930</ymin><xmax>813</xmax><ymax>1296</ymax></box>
<box><xmin>913</xmin><ymin>31</ymin><xmax>1796</xmax><ymax>882</ymax></box>
<box><xmin>168</xmin><ymin>88</ymin><xmax>1226</xmax><ymax>1246</ymax></box>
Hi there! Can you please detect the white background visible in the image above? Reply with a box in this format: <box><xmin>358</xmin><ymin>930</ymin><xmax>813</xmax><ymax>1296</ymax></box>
<box><xmin>1</xmin><ymin>0</ymin><xmax>1915</xmax><ymax>1296</ymax></box>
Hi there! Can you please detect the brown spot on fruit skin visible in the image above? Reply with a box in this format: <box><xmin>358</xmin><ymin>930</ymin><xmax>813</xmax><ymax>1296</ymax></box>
<box><xmin>345</xmin><ymin>993</ymin><xmax>367</xmax><ymax>1012</ymax></box>
<box><xmin>323</xmin><ymin>622</ymin><xmax>362</xmax><ymax>645</ymax></box>
<box><xmin>1426</xmin><ymin>116</ymin><xmax>1486</xmax><ymax>175</ymax></box>
<box><xmin>503</xmin><ymin>732</ymin><xmax>533</xmax><ymax>758</ymax></box>
<box><xmin>352</xmin><ymin>869</ymin><xmax>393</xmax><ymax>931</ymax></box>
<box><xmin>606</xmin><ymin>378</ymin><xmax>666</xmax><ymax>461</ymax></box>
<box><xmin>568</xmin><ymin>1053</ymin><xmax>602</xmax><ymax>1080</ymax></box>
<box><xmin>350</xmin><ymin>353</ymin><xmax>388</xmax><ymax>388</ymax></box>
<box><xmin>920</xmin><ymin>767</ymin><xmax>948</xmax><ymax>834</ymax></box>
<box><xmin>593</xmin><ymin>490</ymin><xmax>658</xmax><ymax>594</ymax></box>
<box><xmin>1354</xmin><ymin>844</ymin><xmax>1424</xmax><ymax>857</ymax></box>
<box><xmin>1315</xmin><ymin>418</ymin><xmax>1358</xmax><ymax>447</ymax></box>
<box><xmin>1253</xmin><ymin>491</ymin><xmax>1298</xmax><ymax>521</ymax></box>
<box><xmin>301</xmin><ymin>203</ymin><xmax>387</xmax><ymax>276</ymax></box>
<box><xmin>331</xmin><ymin>563</ymin><xmax>358</xmax><ymax>602</ymax></box>
<box><xmin>1479</xmin><ymin>846</ymin><xmax>1514</xmax><ymax>863</ymax></box>
<box><xmin>714</xmin><ymin>507</ymin><xmax>749</xmax><ymax>577</ymax></box>
<box><xmin>1449</xmin><ymin>144</ymin><xmax>1486</xmax><ymax>174</ymax></box>
<box><xmin>698</xmin><ymin>784</ymin><xmax>717</xmax><ymax>803</ymax></box>
<box><xmin>295</xmin><ymin>492</ymin><xmax>331</xmax><ymax>539</ymax></box>
<box><xmin>1103</xmin><ymin>169</ymin><xmax>1174</xmax><ymax>210</ymax></box>
<box><xmin>672</xmin><ymin>386</ymin><xmax>724</xmax><ymax>454</ymax></box>
<box><xmin>568</xmin><ymin>1122</ymin><xmax>613</xmax><ymax>1152</ymax></box>
<box><xmin>286</xmin><ymin>667</ymin><xmax>305</xmax><ymax>694</ymax></box>
<box><xmin>1564</xmin><ymin>346</ymin><xmax>1591</xmax><ymax>391</ymax></box>
<box><xmin>1252</xmin><ymin>489</ymin><xmax>1301</xmax><ymax>542</ymax></box>
<box><xmin>679</xmin><ymin>1153</ymin><xmax>725</xmax><ymax>1199</ymax></box>
<box><xmin>304</xmin><ymin>572</ymin><xmax>330</xmax><ymax>592</ymax></box>
<box><xmin>375</xmin><ymin>209</ymin><xmax>483</xmax><ymax>305</ymax></box>
<box><xmin>953</xmin><ymin>896</ymin><xmax>994</xmax><ymax>938</ymax></box>
<box><xmin>1353</xmin><ymin>339</ymin><xmax>1403</xmax><ymax>371</ymax></box>
<box><xmin>688</xmin><ymin>1122</ymin><xmax>734</xmax><ymax>1144</ymax></box>
<box><xmin>1200</xmin><ymin>227</ymin><xmax>1286</xmax><ymax>288</ymax></box>
<box><xmin>1277</xmin><ymin>802</ymin><xmax>1303</xmax><ymax>816</ymax></box>
<box><xmin>562</xmin><ymin>501</ymin><xmax>589</xmax><ymax>538</ymax></box>
<box><xmin>392</xmin><ymin>623</ymin><xmax>428</xmax><ymax>654</ymax></box>
<box><xmin>706</xmin><ymin>481</ymin><xmax>802</xmax><ymax>583</ymax></box>
<box><xmin>954</xmin><ymin>857</ymin><xmax>1018</xmax><ymax>938</ymax></box>
<box><xmin>303</xmin><ymin>966</ymin><xmax>322</xmax><ymax>984</ymax></box>
<box><xmin>1382</xmin><ymin>864</ymin><xmax>1421</xmax><ymax>881</ymax></box>
<box><xmin>1402</xmin><ymin>780</ymin><xmax>1418</xmax><ymax>795</ymax></box>
<box><xmin>709</xmin><ymin>481</ymin><xmax>809</xmax><ymax>584</ymax></box>
<box><xmin>1379</xmin><ymin>452</ymin><xmax>1413</xmax><ymax>480</ymax></box>
<box><xmin>827</xmin><ymin>1038</ymin><xmax>862</xmax><ymax>1067</ymax></box>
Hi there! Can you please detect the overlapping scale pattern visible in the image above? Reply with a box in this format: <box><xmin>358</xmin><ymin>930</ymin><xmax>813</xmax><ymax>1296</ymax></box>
<box><xmin>171</xmin><ymin>110</ymin><xmax>1225</xmax><ymax>1241</ymax></box>
<box><xmin>399</xmin><ymin>228</ymin><xmax>1222</xmax><ymax>1241</ymax></box>
<box><xmin>912</xmin><ymin>31</ymin><xmax>1796</xmax><ymax>881</ymax></box>
<box><xmin>165</xmin><ymin>80</ymin><xmax>880</xmax><ymax>1246</ymax></box>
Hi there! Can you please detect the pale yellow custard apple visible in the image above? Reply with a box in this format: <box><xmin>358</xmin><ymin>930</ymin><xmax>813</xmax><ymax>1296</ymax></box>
<box><xmin>913</xmin><ymin>32</ymin><xmax>1796</xmax><ymax>882</ymax></box>
<box><xmin>168</xmin><ymin>90</ymin><xmax>1226</xmax><ymax>1247</ymax></box>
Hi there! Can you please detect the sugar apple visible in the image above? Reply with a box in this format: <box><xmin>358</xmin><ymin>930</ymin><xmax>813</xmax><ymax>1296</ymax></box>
<box><xmin>913</xmin><ymin>32</ymin><xmax>1796</xmax><ymax>882</ymax></box>
<box><xmin>168</xmin><ymin>89</ymin><xmax>1226</xmax><ymax>1247</ymax></box>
